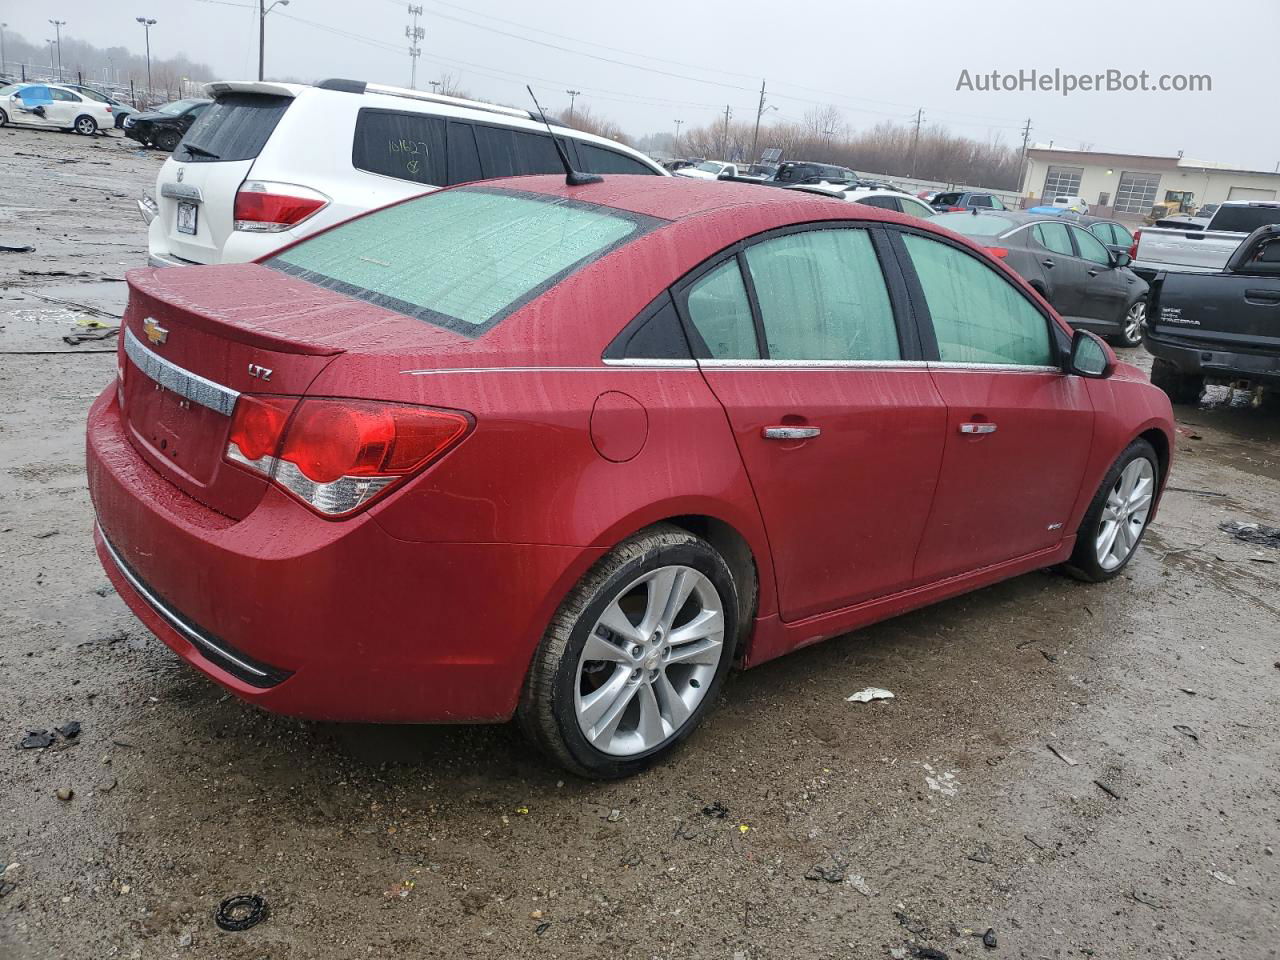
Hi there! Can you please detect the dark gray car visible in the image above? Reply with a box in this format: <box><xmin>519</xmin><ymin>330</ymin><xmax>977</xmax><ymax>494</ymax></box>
<box><xmin>934</xmin><ymin>211</ymin><xmax>1150</xmax><ymax>347</ymax></box>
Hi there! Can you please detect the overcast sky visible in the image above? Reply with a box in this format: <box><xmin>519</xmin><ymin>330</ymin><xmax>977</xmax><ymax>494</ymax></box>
<box><xmin>7</xmin><ymin>0</ymin><xmax>1279</xmax><ymax>170</ymax></box>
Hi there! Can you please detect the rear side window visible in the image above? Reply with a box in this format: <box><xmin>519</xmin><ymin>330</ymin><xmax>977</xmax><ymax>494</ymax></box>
<box><xmin>352</xmin><ymin>109</ymin><xmax>447</xmax><ymax>185</ymax></box>
<box><xmin>176</xmin><ymin>93</ymin><xmax>290</xmax><ymax>163</ymax></box>
<box><xmin>745</xmin><ymin>229</ymin><xmax>899</xmax><ymax>361</ymax></box>
<box><xmin>1210</xmin><ymin>206</ymin><xmax>1280</xmax><ymax>233</ymax></box>
<box><xmin>857</xmin><ymin>195</ymin><xmax>898</xmax><ymax>211</ymax></box>
<box><xmin>903</xmin><ymin>233</ymin><xmax>1052</xmax><ymax>366</ymax></box>
<box><xmin>267</xmin><ymin>188</ymin><xmax>659</xmax><ymax>335</ymax></box>
<box><xmin>473</xmin><ymin>126</ymin><xmax>562</xmax><ymax>178</ymax></box>
<box><xmin>577</xmin><ymin>142</ymin><xmax>657</xmax><ymax>175</ymax></box>
<box><xmin>1033</xmin><ymin>221</ymin><xmax>1074</xmax><ymax>256</ymax></box>
<box><xmin>446</xmin><ymin>121</ymin><xmax>482</xmax><ymax>184</ymax></box>
<box><xmin>684</xmin><ymin>260</ymin><xmax>759</xmax><ymax>359</ymax></box>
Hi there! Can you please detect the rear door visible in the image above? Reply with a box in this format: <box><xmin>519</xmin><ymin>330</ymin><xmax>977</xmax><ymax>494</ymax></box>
<box><xmin>891</xmin><ymin>229</ymin><xmax>1095</xmax><ymax>579</ymax></box>
<box><xmin>153</xmin><ymin>91</ymin><xmax>293</xmax><ymax>264</ymax></box>
<box><xmin>48</xmin><ymin>88</ymin><xmax>82</xmax><ymax>127</ymax></box>
<box><xmin>676</xmin><ymin>225</ymin><xmax>947</xmax><ymax>622</ymax></box>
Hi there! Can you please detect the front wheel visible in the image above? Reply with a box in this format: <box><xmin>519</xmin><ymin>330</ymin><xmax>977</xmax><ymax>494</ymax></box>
<box><xmin>154</xmin><ymin>129</ymin><xmax>181</xmax><ymax>151</ymax></box>
<box><xmin>74</xmin><ymin>115</ymin><xmax>98</xmax><ymax>136</ymax></box>
<box><xmin>0</xmin><ymin>108</ymin><xmax>8</xmax><ymax>127</ymax></box>
<box><xmin>1112</xmin><ymin>299</ymin><xmax>1146</xmax><ymax>347</ymax></box>
<box><xmin>518</xmin><ymin>525</ymin><xmax>738</xmax><ymax>779</ymax></box>
<box><xmin>1064</xmin><ymin>438</ymin><xmax>1160</xmax><ymax>583</ymax></box>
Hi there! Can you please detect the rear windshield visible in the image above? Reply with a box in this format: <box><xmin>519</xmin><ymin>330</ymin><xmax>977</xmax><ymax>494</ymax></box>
<box><xmin>935</xmin><ymin>213</ymin><xmax>1017</xmax><ymax>237</ymax></box>
<box><xmin>267</xmin><ymin>187</ymin><xmax>662</xmax><ymax>335</ymax></box>
<box><xmin>1210</xmin><ymin>205</ymin><xmax>1280</xmax><ymax>233</ymax></box>
<box><xmin>175</xmin><ymin>93</ymin><xmax>291</xmax><ymax>163</ymax></box>
<box><xmin>933</xmin><ymin>193</ymin><xmax>965</xmax><ymax>206</ymax></box>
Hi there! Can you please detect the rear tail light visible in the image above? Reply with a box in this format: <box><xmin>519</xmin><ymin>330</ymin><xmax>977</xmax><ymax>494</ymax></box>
<box><xmin>1128</xmin><ymin>229</ymin><xmax>1141</xmax><ymax>261</ymax></box>
<box><xmin>233</xmin><ymin>181</ymin><xmax>329</xmax><ymax>233</ymax></box>
<box><xmin>986</xmin><ymin>247</ymin><xmax>1010</xmax><ymax>259</ymax></box>
<box><xmin>225</xmin><ymin>397</ymin><xmax>471</xmax><ymax>517</ymax></box>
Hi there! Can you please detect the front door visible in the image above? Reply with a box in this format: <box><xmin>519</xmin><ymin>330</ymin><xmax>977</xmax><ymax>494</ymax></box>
<box><xmin>676</xmin><ymin>225</ymin><xmax>947</xmax><ymax>622</ymax></box>
<box><xmin>893</xmin><ymin>230</ymin><xmax>1096</xmax><ymax>580</ymax></box>
<box><xmin>1069</xmin><ymin>224</ymin><xmax>1132</xmax><ymax>325</ymax></box>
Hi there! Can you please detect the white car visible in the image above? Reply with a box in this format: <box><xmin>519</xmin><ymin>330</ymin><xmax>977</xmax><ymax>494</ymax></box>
<box><xmin>675</xmin><ymin>160</ymin><xmax>738</xmax><ymax>181</ymax></box>
<box><xmin>140</xmin><ymin>79</ymin><xmax>669</xmax><ymax>267</ymax></box>
<box><xmin>790</xmin><ymin>184</ymin><xmax>937</xmax><ymax>219</ymax></box>
<box><xmin>1052</xmin><ymin>195</ymin><xmax>1090</xmax><ymax>214</ymax></box>
<box><xmin>0</xmin><ymin>81</ymin><xmax>116</xmax><ymax>135</ymax></box>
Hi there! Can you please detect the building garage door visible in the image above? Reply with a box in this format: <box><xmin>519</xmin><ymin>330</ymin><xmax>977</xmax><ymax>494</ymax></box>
<box><xmin>1043</xmin><ymin>165</ymin><xmax>1083</xmax><ymax>199</ymax></box>
<box><xmin>1114</xmin><ymin>172</ymin><xmax>1162</xmax><ymax>214</ymax></box>
<box><xmin>1227</xmin><ymin>186</ymin><xmax>1277</xmax><ymax>201</ymax></box>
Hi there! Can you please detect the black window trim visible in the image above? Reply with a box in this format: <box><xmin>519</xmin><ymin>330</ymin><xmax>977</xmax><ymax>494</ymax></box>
<box><xmin>666</xmin><ymin>220</ymin><xmax>925</xmax><ymax>365</ymax></box>
<box><xmin>883</xmin><ymin>222</ymin><xmax>1071</xmax><ymax>368</ymax></box>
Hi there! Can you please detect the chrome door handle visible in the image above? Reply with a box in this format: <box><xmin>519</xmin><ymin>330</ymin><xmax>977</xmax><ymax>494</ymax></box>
<box><xmin>1042</xmin><ymin>258</ymin><xmax>1055</xmax><ymax>268</ymax></box>
<box><xmin>762</xmin><ymin>426</ymin><xmax>821</xmax><ymax>440</ymax></box>
<box><xmin>1088</xmin><ymin>269</ymin><xmax>1100</xmax><ymax>277</ymax></box>
<box><xmin>959</xmin><ymin>422</ymin><xmax>997</xmax><ymax>435</ymax></box>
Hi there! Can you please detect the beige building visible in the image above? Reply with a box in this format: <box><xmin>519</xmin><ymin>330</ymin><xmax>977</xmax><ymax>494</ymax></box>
<box><xmin>1022</xmin><ymin>147</ymin><xmax>1280</xmax><ymax>221</ymax></box>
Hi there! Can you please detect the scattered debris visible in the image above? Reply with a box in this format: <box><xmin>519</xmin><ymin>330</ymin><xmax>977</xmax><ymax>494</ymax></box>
<box><xmin>701</xmin><ymin>800</ymin><xmax>729</xmax><ymax>819</ymax></box>
<box><xmin>923</xmin><ymin>764</ymin><xmax>958</xmax><ymax>797</ymax></box>
<box><xmin>55</xmin><ymin>721</ymin><xmax>81</xmax><ymax>739</ymax></box>
<box><xmin>1046</xmin><ymin>744</ymin><xmax>1078</xmax><ymax>766</ymax></box>
<box><xmin>0</xmin><ymin>880</ymin><xmax>15</xmax><ymax>898</ymax></box>
<box><xmin>911</xmin><ymin>946</ymin><xmax>949</xmax><ymax>960</ymax></box>
<box><xmin>0</xmin><ymin>243</ymin><xmax>35</xmax><ymax>253</ymax></box>
<box><xmin>846</xmin><ymin>874</ymin><xmax>875</xmax><ymax>898</ymax></box>
<box><xmin>1129</xmin><ymin>888</ymin><xmax>1165</xmax><ymax>909</ymax></box>
<box><xmin>982</xmin><ymin>928</ymin><xmax>997</xmax><ymax>949</ymax></box>
<box><xmin>215</xmin><ymin>894</ymin><xmax>269</xmax><ymax>931</ymax></box>
<box><xmin>535</xmin><ymin>921</ymin><xmax>551</xmax><ymax>936</ymax></box>
<box><xmin>846</xmin><ymin>687</ymin><xmax>894</xmax><ymax>703</ymax></box>
<box><xmin>967</xmin><ymin>844</ymin><xmax>993</xmax><ymax>864</ymax></box>
<box><xmin>1093</xmin><ymin>779</ymin><xmax>1122</xmax><ymax>800</ymax></box>
<box><xmin>1180</xmin><ymin>688</ymin><xmax>1198</xmax><ymax>696</ymax></box>
<box><xmin>56</xmin><ymin>788</ymin><xmax>74</xmax><ymax>802</ymax></box>
<box><xmin>33</xmin><ymin>530</ymin><xmax>59</xmax><ymax>539</ymax></box>
<box><xmin>805</xmin><ymin>856</ymin><xmax>846</xmax><ymax>883</ymax></box>
<box><xmin>1219</xmin><ymin>520</ymin><xmax>1280</xmax><ymax>549</ymax></box>
<box><xmin>1023</xmin><ymin>834</ymin><xmax>1049</xmax><ymax>851</ymax></box>
<box><xmin>1209</xmin><ymin>870</ymin><xmax>1236</xmax><ymax>886</ymax></box>
<box><xmin>894</xmin><ymin>910</ymin><xmax>930</xmax><ymax>937</ymax></box>
<box><xmin>1173</xmin><ymin>724</ymin><xmax>1199</xmax><ymax>742</ymax></box>
<box><xmin>1040</xmin><ymin>649</ymin><xmax>1059</xmax><ymax>663</ymax></box>
<box><xmin>19</xmin><ymin>730</ymin><xmax>55</xmax><ymax>749</ymax></box>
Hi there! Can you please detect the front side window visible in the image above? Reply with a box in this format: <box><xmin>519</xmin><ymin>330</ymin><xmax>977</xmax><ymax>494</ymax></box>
<box><xmin>744</xmin><ymin>229</ymin><xmax>900</xmax><ymax>362</ymax></box>
<box><xmin>1071</xmin><ymin>225</ymin><xmax>1112</xmax><ymax>265</ymax></box>
<box><xmin>268</xmin><ymin>188</ymin><xmax>657</xmax><ymax>335</ymax></box>
<box><xmin>1110</xmin><ymin>223</ymin><xmax>1133</xmax><ymax>247</ymax></box>
<box><xmin>684</xmin><ymin>259</ymin><xmax>759</xmax><ymax>359</ymax></box>
<box><xmin>1033</xmin><ymin>221</ymin><xmax>1074</xmax><ymax>256</ymax></box>
<box><xmin>903</xmin><ymin>233</ymin><xmax>1053</xmax><ymax>367</ymax></box>
<box><xmin>990</xmin><ymin>196</ymin><xmax>1006</xmax><ymax>211</ymax></box>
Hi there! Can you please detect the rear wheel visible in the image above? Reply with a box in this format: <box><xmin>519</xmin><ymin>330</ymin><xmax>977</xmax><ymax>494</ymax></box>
<box><xmin>1112</xmin><ymin>299</ymin><xmax>1146</xmax><ymax>347</ymax></box>
<box><xmin>1065</xmin><ymin>438</ymin><xmax>1159</xmax><ymax>582</ymax></box>
<box><xmin>74</xmin><ymin>115</ymin><xmax>98</xmax><ymax>136</ymax></box>
<box><xmin>518</xmin><ymin>525</ymin><xmax>737</xmax><ymax>779</ymax></box>
<box><xmin>0</xmin><ymin>108</ymin><xmax>8</xmax><ymax>127</ymax></box>
<box><xmin>1150</xmin><ymin>357</ymin><xmax>1204</xmax><ymax>405</ymax></box>
<box><xmin>154</xmin><ymin>128</ymin><xmax>181</xmax><ymax>151</ymax></box>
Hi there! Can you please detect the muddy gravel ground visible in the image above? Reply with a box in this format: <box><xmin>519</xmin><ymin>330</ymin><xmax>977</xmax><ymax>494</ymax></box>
<box><xmin>1</xmin><ymin>125</ymin><xmax>1277</xmax><ymax>960</ymax></box>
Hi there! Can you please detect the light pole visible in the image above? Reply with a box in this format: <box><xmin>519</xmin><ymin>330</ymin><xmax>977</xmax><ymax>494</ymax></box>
<box><xmin>48</xmin><ymin>20</ymin><xmax>65</xmax><ymax>81</ymax></box>
<box><xmin>428</xmin><ymin>79</ymin><xmax>441</xmax><ymax>94</ymax></box>
<box><xmin>673</xmin><ymin>119</ymin><xmax>683</xmax><ymax>155</ymax></box>
<box><xmin>45</xmin><ymin>39</ymin><xmax>56</xmax><ymax>74</ymax></box>
<box><xmin>136</xmin><ymin>17</ymin><xmax>156</xmax><ymax>108</ymax></box>
<box><xmin>1</xmin><ymin>23</ymin><xmax>9</xmax><ymax>79</ymax></box>
<box><xmin>258</xmin><ymin>0</ymin><xmax>289</xmax><ymax>82</ymax></box>
<box><xmin>565</xmin><ymin>89</ymin><xmax>580</xmax><ymax>123</ymax></box>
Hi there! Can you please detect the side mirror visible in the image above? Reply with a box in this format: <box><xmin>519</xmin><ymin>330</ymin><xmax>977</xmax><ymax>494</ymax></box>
<box><xmin>1112</xmin><ymin>251</ymin><xmax>1132</xmax><ymax>268</ymax></box>
<box><xmin>1068</xmin><ymin>329</ymin><xmax>1115</xmax><ymax>378</ymax></box>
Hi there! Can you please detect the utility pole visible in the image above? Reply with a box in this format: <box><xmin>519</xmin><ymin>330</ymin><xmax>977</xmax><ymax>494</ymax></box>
<box><xmin>429</xmin><ymin>79</ymin><xmax>441</xmax><ymax>94</ymax></box>
<box><xmin>136</xmin><ymin>17</ymin><xmax>156</xmax><ymax>107</ymax></box>
<box><xmin>406</xmin><ymin>4</ymin><xmax>424</xmax><ymax>89</ymax></box>
<box><xmin>909</xmin><ymin>107</ymin><xmax>924</xmax><ymax>177</ymax></box>
<box><xmin>1</xmin><ymin>23</ymin><xmax>9</xmax><ymax>78</ymax></box>
<box><xmin>720</xmin><ymin>104</ymin><xmax>732</xmax><ymax>160</ymax></box>
<box><xmin>565</xmin><ymin>89</ymin><xmax>580</xmax><ymax>123</ymax></box>
<box><xmin>46</xmin><ymin>39</ymin><xmax>55</xmax><ymax>74</ymax></box>
<box><xmin>48</xmin><ymin>20</ymin><xmax>65</xmax><ymax>81</ymax></box>
<box><xmin>1019</xmin><ymin>117</ymin><xmax>1033</xmax><ymax>193</ymax></box>
<box><xmin>258</xmin><ymin>1</ymin><xmax>289</xmax><ymax>82</ymax></box>
<box><xmin>750</xmin><ymin>79</ymin><xmax>766</xmax><ymax>165</ymax></box>
<box><xmin>672</xmin><ymin>119</ymin><xmax>683</xmax><ymax>154</ymax></box>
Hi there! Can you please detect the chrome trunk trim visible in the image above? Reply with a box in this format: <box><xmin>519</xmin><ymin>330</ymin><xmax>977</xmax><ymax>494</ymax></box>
<box><xmin>124</xmin><ymin>328</ymin><xmax>240</xmax><ymax>416</ymax></box>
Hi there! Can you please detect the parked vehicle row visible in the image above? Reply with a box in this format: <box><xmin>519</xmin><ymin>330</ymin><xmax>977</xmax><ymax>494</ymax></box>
<box><xmin>124</xmin><ymin>97</ymin><xmax>211</xmax><ymax>151</ymax></box>
<box><xmin>1130</xmin><ymin>200</ymin><xmax>1280</xmax><ymax>279</ymax></box>
<box><xmin>89</xmin><ymin>174</ymin><xmax>1174</xmax><ymax>777</ymax></box>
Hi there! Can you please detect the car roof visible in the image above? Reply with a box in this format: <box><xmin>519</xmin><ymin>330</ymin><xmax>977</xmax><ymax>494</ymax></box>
<box><xmin>933</xmin><ymin>210</ymin><xmax>1078</xmax><ymax>233</ymax></box>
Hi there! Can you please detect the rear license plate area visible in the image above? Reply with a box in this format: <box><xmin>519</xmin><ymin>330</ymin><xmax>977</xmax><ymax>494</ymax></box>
<box><xmin>177</xmin><ymin>201</ymin><xmax>198</xmax><ymax>236</ymax></box>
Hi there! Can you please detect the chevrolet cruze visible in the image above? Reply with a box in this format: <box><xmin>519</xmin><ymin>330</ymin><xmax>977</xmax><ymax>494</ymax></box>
<box><xmin>87</xmin><ymin>176</ymin><xmax>1175</xmax><ymax>778</ymax></box>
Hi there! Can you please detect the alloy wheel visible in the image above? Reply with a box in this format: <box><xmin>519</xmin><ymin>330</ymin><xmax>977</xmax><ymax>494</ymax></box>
<box><xmin>75</xmin><ymin>116</ymin><xmax>97</xmax><ymax>135</ymax></box>
<box><xmin>1121</xmin><ymin>300</ymin><xmax>1146</xmax><ymax>345</ymax></box>
<box><xmin>1095</xmin><ymin>457</ymin><xmax>1155</xmax><ymax>570</ymax></box>
<box><xmin>574</xmin><ymin>565</ymin><xmax>725</xmax><ymax>758</ymax></box>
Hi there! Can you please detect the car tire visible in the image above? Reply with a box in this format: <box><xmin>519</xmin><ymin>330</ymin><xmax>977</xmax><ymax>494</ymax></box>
<box><xmin>155</xmin><ymin>129</ymin><xmax>181</xmax><ymax>151</ymax></box>
<box><xmin>1111</xmin><ymin>299</ymin><xmax>1146</xmax><ymax>348</ymax></box>
<box><xmin>1064</xmin><ymin>438</ymin><xmax>1160</xmax><ymax>583</ymax></box>
<box><xmin>115</xmin><ymin>114</ymin><xmax>127</xmax><ymax>129</ymax></box>
<box><xmin>0</xmin><ymin>108</ymin><xmax>8</xmax><ymax>127</ymax></box>
<box><xmin>517</xmin><ymin>524</ymin><xmax>738</xmax><ymax>779</ymax></box>
<box><xmin>74</xmin><ymin>115</ymin><xmax>98</xmax><ymax>136</ymax></box>
<box><xmin>1150</xmin><ymin>357</ymin><xmax>1204</xmax><ymax>405</ymax></box>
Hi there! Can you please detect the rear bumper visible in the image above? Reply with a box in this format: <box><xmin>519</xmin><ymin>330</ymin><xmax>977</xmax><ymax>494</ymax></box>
<box><xmin>1145</xmin><ymin>333</ymin><xmax>1280</xmax><ymax>388</ymax></box>
<box><xmin>87</xmin><ymin>386</ymin><xmax>598</xmax><ymax>723</ymax></box>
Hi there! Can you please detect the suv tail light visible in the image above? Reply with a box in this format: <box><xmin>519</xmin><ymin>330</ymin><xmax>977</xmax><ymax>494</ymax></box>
<box><xmin>225</xmin><ymin>396</ymin><xmax>471</xmax><ymax>517</ymax></box>
<box><xmin>233</xmin><ymin>181</ymin><xmax>329</xmax><ymax>233</ymax></box>
<box><xmin>1128</xmin><ymin>229</ymin><xmax>1141</xmax><ymax>261</ymax></box>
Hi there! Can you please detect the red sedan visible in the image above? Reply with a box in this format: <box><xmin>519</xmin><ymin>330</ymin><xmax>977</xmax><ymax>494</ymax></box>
<box><xmin>87</xmin><ymin>175</ymin><xmax>1174</xmax><ymax>778</ymax></box>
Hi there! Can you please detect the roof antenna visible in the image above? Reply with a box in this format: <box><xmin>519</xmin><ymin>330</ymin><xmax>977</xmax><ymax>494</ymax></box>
<box><xmin>527</xmin><ymin>85</ymin><xmax>602</xmax><ymax>186</ymax></box>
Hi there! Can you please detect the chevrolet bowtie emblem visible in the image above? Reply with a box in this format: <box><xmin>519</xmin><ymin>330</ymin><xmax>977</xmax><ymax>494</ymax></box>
<box><xmin>143</xmin><ymin>317</ymin><xmax>169</xmax><ymax>345</ymax></box>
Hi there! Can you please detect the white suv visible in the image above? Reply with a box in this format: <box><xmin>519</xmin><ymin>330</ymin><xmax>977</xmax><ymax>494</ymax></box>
<box><xmin>139</xmin><ymin>78</ymin><xmax>668</xmax><ymax>266</ymax></box>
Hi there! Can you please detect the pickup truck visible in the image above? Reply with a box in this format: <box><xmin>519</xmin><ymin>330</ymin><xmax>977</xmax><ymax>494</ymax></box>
<box><xmin>1146</xmin><ymin>223</ymin><xmax>1280</xmax><ymax>406</ymax></box>
<box><xmin>1131</xmin><ymin>201</ymin><xmax>1280</xmax><ymax>281</ymax></box>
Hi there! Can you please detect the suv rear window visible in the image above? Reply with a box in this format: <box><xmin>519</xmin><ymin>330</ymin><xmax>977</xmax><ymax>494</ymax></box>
<box><xmin>267</xmin><ymin>187</ymin><xmax>662</xmax><ymax>335</ymax></box>
<box><xmin>174</xmin><ymin>93</ymin><xmax>291</xmax><ymax>163</ymax></box>
<box><xmin>933</xmin><ymin>193</ymin><xmax>964</xmax><ymax>206</ymax></box>
<box><xmin>1210</xmin><ymin>205</ymin><xmax>1280</xmax><ymax>233</ymax></box>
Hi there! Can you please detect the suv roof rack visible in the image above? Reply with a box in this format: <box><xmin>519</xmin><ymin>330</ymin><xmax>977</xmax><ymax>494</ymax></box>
<box><xmin>317</xmin><ymin>78</ymin><xmax>551</xmax><ymax>124</ymax></box>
